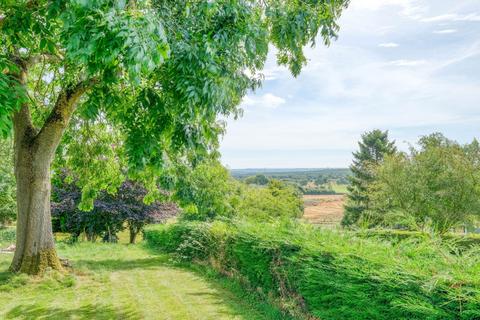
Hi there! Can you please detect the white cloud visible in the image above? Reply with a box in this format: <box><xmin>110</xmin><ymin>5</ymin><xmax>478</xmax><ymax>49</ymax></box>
<box><xmin>242</xmin><ymin>93</ymin><xmax>286</xmax><ymax>109</ymax></box>
<box><xmin>421</xmin><ymin>13</ymin><xmax>480</xmax><ymax>22</ymax></box>
<box><xmin>433</xmin><ymin>29</ymin><xmax>458</xmax><ymax>34</ymax></box>
<box><xmin>378</xmin><ymin>42</ymin><xmax>399</xmax><ymax>47</ymax></box>
<box><xmin>350</xmin><ymin>0</ymin><xmax>426</xmax><ymax>19</ymax></box>
<box><xmin>221</xmin><ymin>0</ymin><xmax>480</xmax><ymax>168</ymax></box>
<box><xmin>389</xmin><ymin>59</ymin><xmax>427</xmax><ymax>67</ymax></box>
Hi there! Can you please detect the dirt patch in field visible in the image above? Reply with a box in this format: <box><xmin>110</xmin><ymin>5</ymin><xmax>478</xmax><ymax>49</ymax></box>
<box><xmin>303</xmin><ymin>195</ymin><xmax>345</xmax><ymax>226</ymax></box>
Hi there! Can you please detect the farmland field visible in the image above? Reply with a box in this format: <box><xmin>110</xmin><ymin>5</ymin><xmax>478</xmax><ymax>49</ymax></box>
<box><xmin>302</xmin><ymin>195</ymin><xmax>345</xmax><ymax>226</ymax></box>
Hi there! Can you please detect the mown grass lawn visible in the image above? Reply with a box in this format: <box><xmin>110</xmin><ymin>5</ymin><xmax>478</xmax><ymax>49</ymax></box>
<box><xmin>0</xmin><ymin>241</ymin><xmax>285</xmax><ymax>320</ymax></box>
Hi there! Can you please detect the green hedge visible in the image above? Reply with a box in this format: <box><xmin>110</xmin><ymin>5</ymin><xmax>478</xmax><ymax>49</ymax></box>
<box><xmin>144</xmin><ymin>221</ymin><xmax>480</xmax><ymax>320</ymax></box>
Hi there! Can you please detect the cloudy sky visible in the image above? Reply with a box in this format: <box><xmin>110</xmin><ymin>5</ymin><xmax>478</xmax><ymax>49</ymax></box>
<box><xmin>220</xmin><ymin>0</ymin><xmax>480</xmax><ymax>169</ymax></box>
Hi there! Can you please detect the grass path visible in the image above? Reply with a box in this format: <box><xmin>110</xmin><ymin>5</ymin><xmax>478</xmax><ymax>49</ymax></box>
<box><xmin>0</xmin><ymin>242</ymin><xmax>283</xmax><ymax>320</ymax></box>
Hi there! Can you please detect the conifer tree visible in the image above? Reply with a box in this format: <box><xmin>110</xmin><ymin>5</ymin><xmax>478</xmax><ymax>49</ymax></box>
<box><xmin>342</xmin><ymin>129</ymin><xmax>396</xmax><ymax>227</ymax></box>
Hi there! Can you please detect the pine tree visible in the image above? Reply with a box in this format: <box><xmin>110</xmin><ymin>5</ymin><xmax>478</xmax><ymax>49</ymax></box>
<box><xmin>342</xmin><ymin>130</ymin><xmax>396</xmax><ymax>227</ymax></box>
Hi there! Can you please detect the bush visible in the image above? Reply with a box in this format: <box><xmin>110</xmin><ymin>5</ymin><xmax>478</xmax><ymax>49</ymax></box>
<box><xmin>52</xmin><ymin>175</ymin><xmax>177</xmax><ymax>243</ymax></box>
<box><xmin>0</xmin><ymin>227</ymin><xmax>15</xmax><ymax>244</ymax></box>
<box><xmin>145</xmin><ymin>221</ymin><xmax>480</xmax><ymax>320</ymax></box>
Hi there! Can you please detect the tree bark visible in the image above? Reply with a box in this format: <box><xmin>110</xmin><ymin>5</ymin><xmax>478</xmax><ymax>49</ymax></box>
<box><xmin>9</xmin><ymin>63</ymin><xmax>94</xmax><ymax>274</ymax></box>
<box><xmin>10</xmin><ymin>138</ymin><xmax>63</xmax><ymax>274</ymax></box>
<box><xmin>129</xmin><ymin>225</ymin><xmax>138</xmax><ymax>244</ymax></box>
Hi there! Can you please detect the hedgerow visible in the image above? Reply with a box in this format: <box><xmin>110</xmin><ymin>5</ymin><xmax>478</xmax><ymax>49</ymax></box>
<box><xmin>144</xmin><ymin>220</ymin><xmax>480</xmax><ymax>320</ymax></box>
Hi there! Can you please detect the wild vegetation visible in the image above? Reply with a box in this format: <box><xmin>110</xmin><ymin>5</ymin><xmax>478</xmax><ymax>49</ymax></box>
<box><xmin>145</xmin><ymin>220</ymin><xmax>480</xmax><ymax>320</ymax></box>
<box><xmin>344</xmin><ymin>132</ymin><xmax>480</xmax><ymax>234</ymax></box>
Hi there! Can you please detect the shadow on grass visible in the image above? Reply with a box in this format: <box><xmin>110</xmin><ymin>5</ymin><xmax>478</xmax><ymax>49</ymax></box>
<box><xmin>72</xmin><ymin>255</ymin><xmax>171</xmax><ymax>272</ymax></box>
<box><xmin>5</xmin><ymin>304</ymin><xmax>141</xmax><ymax>320</ymax></box>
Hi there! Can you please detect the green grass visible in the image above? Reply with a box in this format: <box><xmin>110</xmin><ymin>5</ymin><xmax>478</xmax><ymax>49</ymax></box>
<box><xmin>0</xmin><ymin>241</ymin><xmax>285</xmax><ymax>320</ymax></box>
<box><xmin>330</xmin><ymin>183</ymin><xmax>348</xmax><ymax>194</ymax></box>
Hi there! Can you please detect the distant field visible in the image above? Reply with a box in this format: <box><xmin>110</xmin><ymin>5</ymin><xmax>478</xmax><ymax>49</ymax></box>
<box><xmin>303</xmin><ymin>194</ymin><xmax>344</xmax><ymax>226</ymax></box>
<box><xmin>330</xmin><ymin>183</ymin><xmax>348</xmax><ymax>194</ymax></box>
<box><xmin>231</xmin><ymin>168</ymin><xmax>350</xmax><ymax>195</ymax></box>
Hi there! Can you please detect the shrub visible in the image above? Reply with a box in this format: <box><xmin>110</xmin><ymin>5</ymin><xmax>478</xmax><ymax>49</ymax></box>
<box><xmin>52</xmin><ymin>175</ymin><xmax>177</xmax><ymax>242</ymax></box>
<box><xmin>0</xmin><ymin>227</ymin><xmax>15</xmax><ymax>244</ymax></box>
<box><xmin>145</xmin><ymin>221</ymin><xmax>480</xmax><ymax>320</ymax></box>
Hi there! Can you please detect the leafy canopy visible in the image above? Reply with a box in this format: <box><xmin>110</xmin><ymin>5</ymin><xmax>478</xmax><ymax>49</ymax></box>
<box><xmin>0</xmin><ymin>0</ymin><xmax>349</xmax><ymax>206</ymax></box>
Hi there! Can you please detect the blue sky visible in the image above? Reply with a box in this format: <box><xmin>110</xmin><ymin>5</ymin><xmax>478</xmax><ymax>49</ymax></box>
<box><xmin>220</xmin><ymin>0</ymin><xmax>480</xmax><ymax>169</ymax></box>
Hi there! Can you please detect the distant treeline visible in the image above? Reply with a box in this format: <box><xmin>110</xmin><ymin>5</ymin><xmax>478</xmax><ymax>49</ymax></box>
<box><xmin>231</xmin><ymin>168</ymin><xmax>350</xmax><ymax>193</ymax></box>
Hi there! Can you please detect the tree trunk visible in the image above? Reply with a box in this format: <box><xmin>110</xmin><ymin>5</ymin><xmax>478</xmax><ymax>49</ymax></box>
<box><xmin>129</xmin><ymin>225</ymin><xmax>138</xmax><ymax>244</ymax></box>
<box><xmin>10</xmin><ymin>135</ymin><xmax>62</xmax><ymax>274</ymax></box>
<box><xmin>8</xmin><ymin>59</ymin><xmax>93</xmax><ymax>275</ymax></box>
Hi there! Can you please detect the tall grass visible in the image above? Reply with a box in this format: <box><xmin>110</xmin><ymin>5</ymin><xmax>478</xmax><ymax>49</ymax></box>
<box><xmin>145</xmin><ymin>220</ymin><xmax>480</xmax><ymax>320</ymax></box>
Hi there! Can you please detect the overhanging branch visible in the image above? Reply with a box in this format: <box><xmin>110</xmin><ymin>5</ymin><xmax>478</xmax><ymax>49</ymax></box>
<box><xmin>34</xmin><ymin>78</ymin><xmax>98</xmax><ymax>160</ymax></box>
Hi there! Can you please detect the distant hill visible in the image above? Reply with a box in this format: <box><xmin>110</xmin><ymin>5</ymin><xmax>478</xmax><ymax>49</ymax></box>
<box><xmin>231</xmin><ymin>168</ymin><xmax>350</xmax><ymax>178</ymax></box>
<box><xmin>231</xmin><ymin>168</ymin><xmax>351</xmax><ymax>193</ymax></box>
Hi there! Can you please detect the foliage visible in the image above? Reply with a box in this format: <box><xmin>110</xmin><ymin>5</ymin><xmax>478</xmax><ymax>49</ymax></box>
<box><xmin>244</xmin><ymin>174</ymin><xmax>270</xmax><ymax>186</ymax></box>
<box><xmin>174</xmin><ymin>161</ymin><xmax>303</xmax><ymax>221</ymax></box>
<box><xmin>357</xmin><ymin>229</ymin><xmax>480</xmax><ymax>251</ymax></box>
<box><xmin>236</xmin><ymin>179</ymin><xmax>304</xmax><ymax>220</ymax></box>
<box><xmin>0</xmin><ymin>139</ymin><xmax>15</xmax><ymax>227</ymax></box>
<box><xmin>145</xmin><ymin>220</ymin><xmax>480</xmax><ymax>320</ymax></box>
<box><xmin>174</xmin><ymin>161</ymin><xmax>237</xmax><ymax>221</ymax></box>
<box><xmin>0</xmin><ymin>227</ymin><xmax>15</xmax><ymax>246</ymax></box>
<box><xmin>366</xmin><ymin>133</ymin><xmax>480</xmax><ymax>233</ymax></box>
<box><xmin>0</xmin><ymin>0</ymin><xmax>349</xmax><ymax>205</ymax></box>
<box><xmin>342</xmin><ymin>129</ymin><xmax>396</xmax><ymax>227</ymax></box>
<box><xmin>52</xmin><ymin>176</ymin><xmax>177</xmax><ymax>242</ymax></box>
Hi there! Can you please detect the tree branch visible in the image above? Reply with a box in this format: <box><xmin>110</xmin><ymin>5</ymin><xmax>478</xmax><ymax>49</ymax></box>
<box><xmin>26</xmin><ymin>53</ymin><xmax>62</xmax><ymax>69</ymax></box>
<box><xmin>35</xmin><ymin>78</ymin><xmax>97</xmax><ymax>161</ymax></box>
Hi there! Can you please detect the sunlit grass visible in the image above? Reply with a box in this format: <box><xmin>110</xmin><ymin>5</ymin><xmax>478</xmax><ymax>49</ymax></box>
<box><xmin>0</xmin><ymin>240</ymin><xmax>284</xmax><ymax>320</ymax></box>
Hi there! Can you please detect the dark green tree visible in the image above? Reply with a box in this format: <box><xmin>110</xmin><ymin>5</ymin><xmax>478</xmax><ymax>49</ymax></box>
<box><xmin>342</xmin><ymin>129</ymin><xmax>396</xmax><ymax>227</ymax></box>
<box><xmin>244</xmin><ymin>174</ymin><xmax>269</xmax><ymax>185</ymax></box>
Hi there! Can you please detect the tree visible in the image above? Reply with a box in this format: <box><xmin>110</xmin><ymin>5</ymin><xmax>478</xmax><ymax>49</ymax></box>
<box><xmin>244</xmin><ymin>174</ymin><xmax>269</xmax><ymax>185</ymax></box>
<box><xmin>174</xmin><ymin>160</ymin><xmax>237</xmax><ymax>221</ymax></box>
<box><xmin>236</xmin><ymin>179</ymin><xmax>303</xmax><ymax>220</ymax></box>
<box><xmin>342</xmin><ymin>129</ymin><xmax>396</xmax><ymax>227</ymax></box>
<box><xmin>0</xmin><ymin>0</ymin><xmax>348</xmax><ymax>274</ymax></box>
<box><xmin>0</xmin><ymin>139</ymin><xmax>16</xmax><ymax>227</ymax></box>
<box><xmin>116</xmin><ymin>181</ymin><xmax>178</xmax><ymax>244</ymax></box>
<box><xmin>367</xmin><ymin>133</ymin><xmax>480</xmax><ymax>234</ymax></box>
<box><xmin>52</xmin><ymin>177</ymin><xmax>177</xmax><ymax>243</ymax></box>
